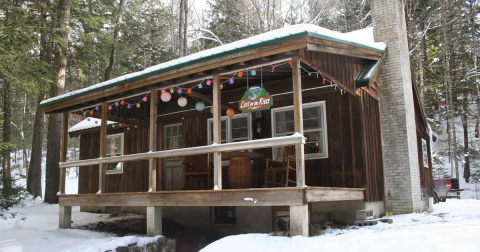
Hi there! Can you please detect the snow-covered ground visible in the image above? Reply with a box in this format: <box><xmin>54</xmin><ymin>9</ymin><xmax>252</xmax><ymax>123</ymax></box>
<box><xmin>1</xmin><ymin>198</ymin><xmax>480</xmax><ymax>252</ymax></box>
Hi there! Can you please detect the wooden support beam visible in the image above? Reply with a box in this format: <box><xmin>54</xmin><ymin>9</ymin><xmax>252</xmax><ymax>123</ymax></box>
<box><xmin>98</xmin><ymin>102</ymin><xmax>108</xmax><ymax>193</ymax></box>
<box><xmin>291</xmin><ymin>56</ymin><xmax>306</xmax><ymax>188</ymax></box>
<box><xmin>291</xmin><ymin>56</ymin><xmax>308</xmax><ymax>237</ymax></box>
<box><xmin>212</xmin><ymin>74</ymin><xmax>222</xmax><ymax>190</ymax></box>
<box><xmin>149</xmin><ymin>90</ymin><xmax>158</xmax><ymax>192</ymax></box>
<box><xmin>59</xmin><ymin>112</ymin><xmax>68</xmax><ymax>194</ymax></box>
<box><xmin>59</xmin><ymin>206</ymin><xmax>71</xmax><ymax>228</ymax></box>
<box><xmin>147</xmin><ymin>206</ymin><xmax>162</xmax><ymax>236</ymax></box>
<box><xmin>189</xmin><ymin>91</ymin><xmax>231</xmax><ymax>109</ymax></box>
<box><xmin>58</xmin><ymin>187</ymin><xmax>364</xmax><ymax>207</ymax></box>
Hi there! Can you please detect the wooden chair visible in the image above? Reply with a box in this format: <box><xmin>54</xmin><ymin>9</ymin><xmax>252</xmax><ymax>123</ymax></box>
<box><xmin>264</xmin><ymin>146</ymin><xmax>296</xmax><ymax>187</ymax></box>
<box><xmin>182</xmin><ymin>158</ymin><xmax>212</xmax><ymax>190</ymax></box>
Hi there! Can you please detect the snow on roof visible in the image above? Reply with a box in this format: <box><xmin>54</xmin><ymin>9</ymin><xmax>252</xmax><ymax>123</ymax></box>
<box><xmin>41</xmin><ymin>24</ymin><xmax>386</xmax><ymax>107</ymax></box>
<box><xmin>68</xmin><ymin>118</ymin><xmax>118</xmax><ymax>133</ymax></box>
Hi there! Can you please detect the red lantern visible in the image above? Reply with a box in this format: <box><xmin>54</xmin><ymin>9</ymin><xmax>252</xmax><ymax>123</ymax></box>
<box><xmin>134</xmin><ymin>125</ymin><xmax>138</xmax><ymax>128</ymax></box>
<box><xmin>226</xmin><ymin>108</ymin><xmax>235</xmax><ymax>118</ymax></box>
<box><xmin>120</xmin><ymin>100</ymin><xmax>125</xmax><ymax>106</ymax></box>
<box><xmin>89</xmin><ymin>111</ymin><xmax>94</xmax><ymax>115</ymax></box>
<box><xmin>187</xmin><ymin>89</ymin><xmax>192</xmax><ymax>94</ymax></box>
<box><xmin>289</xmin><ymin>61</ymin><xmax>292</xmax><ymax>65</ymax></box>
<box><xmin>71</xmin><ymin>115</ymin><xmax>75</xmax><ymax>119</ymax></box>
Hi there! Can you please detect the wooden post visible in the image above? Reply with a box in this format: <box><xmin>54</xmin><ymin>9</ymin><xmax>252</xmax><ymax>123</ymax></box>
<box><xmin>147</xmin><ymin>206</ymin><xmax>162</xmax><ymax>236</ymax></box>
<box><xmin>291</xmin><ymin>56</ymin><xmax>305</xmax><ymax>187</ymax></box>
<box><xmin>59</xmin><ymin>112</ymin><xmax>68</xmax><ymax>194</ymax></box>
<box><xmin>212</xmin><ymin>74</ymin><xmax>222</xmax><ymax>189</ymax></box>
<box><xmin>98</xmin><ymin>101</ymin><xmax>108</xmax><ymax>193</ymax></box>
<box><xmin>149</xmin><ymin>90</ymin><xmax>158</xmax><ymax>191</ymax></box>
<box><xmin>59</xmin><ymin>112</ymin><xmax>71</xmax><ymax>229</ymax></box>
<box><xmin>59</xmin><ymin>205</ymin><xmax>72</xmax><ymax>228</ymax></box>
<box><xmin>291</xmin><ymin>56</ymin><xmax>308</xmax><ymax>237</ymax></box>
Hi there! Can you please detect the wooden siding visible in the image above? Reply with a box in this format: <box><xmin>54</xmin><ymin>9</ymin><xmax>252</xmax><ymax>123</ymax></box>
<box><xmin>359</xmin><ymin>89</ymin><xmax>385</xmax><ymax>202</ymax></box>
<box><xmin>299</xmin><ymin>49</ymin><xmax>366</xmax><ymax>92</ymax></box>
<box><xmin>79</xmin><ymin>127</ymin><xmax>149</xmax><ymax>194</ymax></box>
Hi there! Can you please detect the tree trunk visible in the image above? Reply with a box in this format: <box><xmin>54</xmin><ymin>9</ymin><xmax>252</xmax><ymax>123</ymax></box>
<box><xmin>2</xmin><ymin>80</ymin><xmax>12</xmax><ymax>196</ymax></box>
<box><xmin>183</xmin><ymin>0</ymin><xmax>188</xmax><ymax>56</ymax></box>
<box><xmin>104</xmin><ymin>0</ymin><xmax>126</xmax><ymax>81</ymax></box>
<box><xmin>462</xmin><ymin>114</ymin><xmax>470</xmax><ymax>182</ymax></box>
<box><xmin>45</xmin><ymin>0</ymin><xmax>71</xmax><ymax>204</ymax></box>
<box><xmin>27</xmin><ymin>97</ymin><xmax>44</xmax><ymax>198</ymax></box>
<box><xmin>179</xmin><ymin>0</ymin><xmax>185</xmax><ymax>56</ymax></box>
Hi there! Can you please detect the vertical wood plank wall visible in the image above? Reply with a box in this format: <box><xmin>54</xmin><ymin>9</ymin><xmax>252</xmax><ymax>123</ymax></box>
<box><xmin>359</xmin><ymin>89</ymin><xmax>385</xmax><ymax>202</ymax></box>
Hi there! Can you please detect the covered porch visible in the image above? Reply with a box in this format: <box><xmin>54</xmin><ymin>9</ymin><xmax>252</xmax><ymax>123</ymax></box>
<box><xmin>41</xmin><ymin>24</ymin><xmax>387</xmax><ymax>237</ymax></box>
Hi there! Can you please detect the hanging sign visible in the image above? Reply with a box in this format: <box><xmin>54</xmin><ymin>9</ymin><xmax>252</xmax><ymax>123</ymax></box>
<box><xmin>239</xmin><ymin>86</ymin><xmax>273</xmax><ymax>113</ymax></box>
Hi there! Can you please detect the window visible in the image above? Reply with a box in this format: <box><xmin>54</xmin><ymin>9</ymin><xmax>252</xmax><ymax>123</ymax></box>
<box><xmin>271</xmin><ymin>101</ymin><xmax>328</xmax><ymax>160</ymax></box>
<box><xmin>106</xmin><ymin>133</ymin><xmax>124</xmax><ymax>174</ymax></box>
<box><xmin>422</xmin><ymin>138</ymin><xmax>429</xmax><ymax>168</ymax></box>
<box><xmin>164</xmin><ymin>123</ymin><xmax>183</xmax><ymax>151</ymax></box>
<box><xmin>207</xmin><ymin>114</ymin><xmax>251</xmax><ymax>144</ymax></box>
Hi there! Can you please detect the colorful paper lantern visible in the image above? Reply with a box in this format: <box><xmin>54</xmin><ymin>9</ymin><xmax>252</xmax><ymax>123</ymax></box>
<box><xmin>127</xmin><ymin>127</ymin><xmax>131</xmax><ymax>130</ymax></box>
<box><xmin>119</xmin><ymin>123</ymin><xmax>123</xmax><ymax>127</ymax></box>
<box><xmin>136</xmin><ymin>103</ymin><xmax>141</xmax><ymax>108</ymax></box>
<box><xmin>289</xmin><ymin>61</ymin><xmax>292</xmax><ymax>65</ymax></box>
<box><xmin>95</xmin><ymin>106</ymin><xmax>99</xmax><ymax>111</ymax></box>
<box><xmin>89</xmin><ymin>111</ymin><xmax>94</xmax><ymax>115</ymax></box>
<box><xmin>161</xmin><ymin>89</ymin><xmax>166</xmax><ymax>94</ymax></box>
<box><xmin>127</xmin><ymin>104</ymin><xmax>132</xmax><ymax>109</ymax></box>
<box><xmin>195</xmin><ymin>102</ymin><xmax>205</xmax><ymax>111</ymax></box>
<box><xmin>115</xmin><ymin>101</ymin><xmax>119</xmax><ymax>106</ymax></box>
<box><xmin>198</xmin><ymin>84</ymin><xmax>203</xmax><ymax>89</ymax></box>
<box><xmin>210</xmin><ymin>107</ymin><xmax>214</xmax><ymax>114</ymax></box>
<box><xmin>134</xmin><ymin>125</ymin><xmax>138</xmax><ymax>128</ymax></box>
<box><xmin>143</xmin><ymin>96</ymin><xmax>148</xmax><ymax>102</ymax></box>
<box><xmin>112</xmin><ymin>125</ymin><xmax>115</xmax><ymax>128</ymax></box>
<box><xmin>161</xmin><ymin>92</ymin><xmax>171</xmax><ymax>102</ymax></box>
<box><xmin>78</xmin><ymin>118</ymin><xmax>81</xmax><ymax>122</ymax></box>
<box><xmin>170</xmin><ymin>88</ymin><xmax>174</xmax><ymax>93</ymax></box>
<box><xmin>272</xmin><ymin>66</ymin><xmax>276</xmax><ymax>71</ymax></box>
<box><xmin>206</xmin><ymin>80</ymin><xmax>212</xmax><ymax>85</ymax></box>
<box><xmin>308</xmin><ymin>72</ymin><xmax>311</xmax><ymax>76</ymax></box>
<box><xmin>108</xmin><ymin>105</ymin><xmax>113</xmax><ymax>110</ymax></box>
<box><xmin>251</xmin><ymin>70</ymin><xmax>256</xmax><ymax>76</ymax></box>
<box><xmin>120</xmin><ymin>100</ymin><xmax>125</xmax><ymax>106</ymax></box>
<box><xmin>187</xmin><ymin>89</ymin><xmax>192</xmax><ymax>94</ymax></box>
<box><xmin>178</xmin><ymin>89</ymin><xmax>182</xmax><ymax>94</ymax></box>
<box><xmin>237</xmin><ymin>72</ymin><xmax>243</xmax><ymax>78</ymax></box>
<box><xmin>177</xmin><ymin>97</ymin><xmax>187</xmax><ymax>107</ymax></box>
<box><xmin>83</xmin><ymin>112</ymin><xmax>87</xmax><ymax>116</ymax></box>
<box><xmin>220</xmin><ymin>84</ymin><xmax>223</xmax><ymax>90</ymax></box>
<box><xmin>226</xmin><ymin>108</ymin><xmax>235</xmax><ymax>118</ymax></box>
<box><xmin>229</xmin><ymin>78</ymin><xmax>234</xmax><ymax>84</ymax></box>
<box><xmin>71</xmin><ymin>115</ymin><xmax>75</xmax><ymax>119</ymax></box>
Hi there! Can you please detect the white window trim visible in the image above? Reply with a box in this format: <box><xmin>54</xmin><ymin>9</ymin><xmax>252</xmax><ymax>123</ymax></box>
<box><xmin>207</xmin><ymin>113</ymin><xmax>252</xmax><ymax>144</ymax></box>
<box><xmin>106</xmin><ymin>133</ymin><xmax>124</xmax><ymax>174</ymax></box>
<box><xmin>271</xmin><ymin>101</ymin><xmax>328</xmax><ymax>160</ymax></box>
<box><xmin>422</xmin><ymin>138</ymin><xmax>429</xmax><ymax>168</ymax></box>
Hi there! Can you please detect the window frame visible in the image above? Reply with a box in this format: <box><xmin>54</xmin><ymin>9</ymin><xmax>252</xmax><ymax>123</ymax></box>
<box><xmin>271</xmin><ymin>101</ymin><xmax>328</xmax><ymax>160</ymax></box>
<box><xmin>422</xmin><ymin>138</ymin><xmax>429</xmax><ymax>168</ymax></box>
<box><xmin>106</xmin><ymin>133</ymin><xmax>124</xmax><ymax>174</ymax></box>
<box><xmin>163</xmin><ymin>123</ymin><xmax>183</xmax><ymax>151</ymax></box>
<box><xmin>207</xmin><ymin>113</ymin><xmax>252</xmax><ymax>144</ymax></box>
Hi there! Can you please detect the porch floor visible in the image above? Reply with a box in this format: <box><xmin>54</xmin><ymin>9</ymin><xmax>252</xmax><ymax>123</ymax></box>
<box><xmin>59</xmin><ymin>187</ymin><xmax>365</xmax><ymax>207</ymax></box>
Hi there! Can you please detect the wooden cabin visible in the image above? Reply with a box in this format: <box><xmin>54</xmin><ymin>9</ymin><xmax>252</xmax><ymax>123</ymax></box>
<box><xmin>41</xmin><ymin>24</ymin><xmax>434</xmax><ymax>237</ymax></box>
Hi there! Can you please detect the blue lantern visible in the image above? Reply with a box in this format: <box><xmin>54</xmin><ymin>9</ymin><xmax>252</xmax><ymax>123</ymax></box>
<box><xmin>198</xmin><ymin>84</ymin><xmax>203</xmax><ymax>89</ymax></box>
<box><xmin>195</xmin><ymin>102</ymin><xmax>205</xmax><ymax>111</ymax></box>
<box><xmin>251</xmin><ymin>70</ymin><xmax>256</xmax><ymax>76</ymax></box>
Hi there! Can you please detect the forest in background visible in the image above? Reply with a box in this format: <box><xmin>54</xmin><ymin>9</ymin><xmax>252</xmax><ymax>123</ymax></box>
<box><xmin>0</xmin><ymin>0</ymin><xmax>478</xmax><ymax>206</ymax></box>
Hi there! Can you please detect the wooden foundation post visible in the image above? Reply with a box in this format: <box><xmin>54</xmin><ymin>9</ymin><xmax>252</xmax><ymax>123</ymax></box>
<box><xmin>212</xmin><ymin>74</ymin><xmax>222</xmax><ymax>189</ymax></box>
<box><xmin>149</xmin><ymin>89</ymin><xmax>158</xmax><ymax>191</ymax></box>
<box><xmin>147</xmin><ymin>206</ymin><xmax>162</xmax><ymax>236</ymax></box>
<box><xmin>59</xmin><ymin>205</ymin><xmax>72</xmax><ymax>228</ymax></box>
<box><xmin>98</xmin><ymin>101</ymin><xmax>108</xmax><ymax>193</ymax></box>
<box><xmin>291</xmin><ymin>56</ymin><xmax>308</xmax><ymax>236</ymax></box>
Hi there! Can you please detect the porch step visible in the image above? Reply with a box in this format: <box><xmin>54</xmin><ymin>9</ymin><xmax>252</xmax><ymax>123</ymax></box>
<box><xmin>354</xmin><ymin>219</ymin><xmax>378</xmax><ymax>226</ymax></box>
<box><xmin>356</xmin><ymin>209</ymin><xmax>373</xmax><ymax>221</ymax></box>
